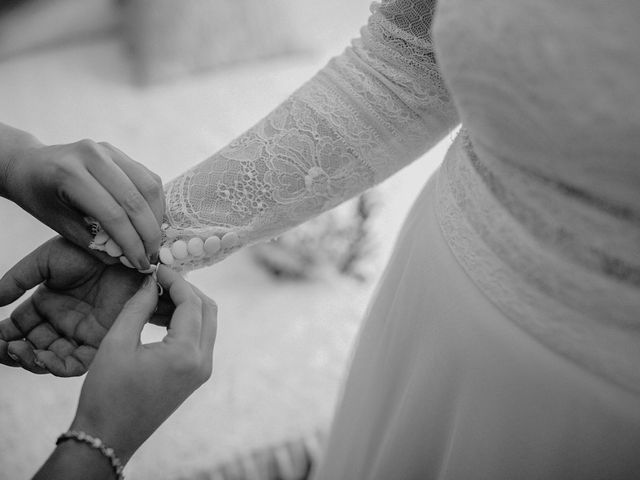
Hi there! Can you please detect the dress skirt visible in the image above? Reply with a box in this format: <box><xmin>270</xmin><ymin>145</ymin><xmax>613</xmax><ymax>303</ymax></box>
<box><xmin>311</xmin><ymin>168</ymin><xmax>640</xmax><ymax>480</ymax></box>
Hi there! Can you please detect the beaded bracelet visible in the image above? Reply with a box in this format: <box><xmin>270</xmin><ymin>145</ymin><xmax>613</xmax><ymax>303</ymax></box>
<box><xmin>56</xmin><ymin>430</ymin><xmax>125</xmax><ymax>480</ymax></box>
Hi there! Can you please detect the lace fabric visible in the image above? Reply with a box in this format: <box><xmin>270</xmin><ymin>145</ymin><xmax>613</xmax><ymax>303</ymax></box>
<box><xmin>154</xmin><ymin>0</ymin><xmax>640</xmax><ymax>399</ymax></box>
<box><xmin>436</xmin><ymin>131</ymin><xmax>640</xmax><ymax>394</ymax></box>
<box><xmin>161</xmin><ymin>0</ymin><xmax>458</xmax><ymax>271</ymax></box>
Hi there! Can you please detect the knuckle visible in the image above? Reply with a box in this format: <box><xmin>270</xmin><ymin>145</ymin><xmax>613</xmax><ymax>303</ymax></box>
<box><xmin>170</xmin><ymin>348</ymin><xmax>201</xmax><ymax>375</ymax></box>
<box><xmin>52</xmin><ymin>153</ymin><xmax>80</xmax><ymax>179</ymax></box>
<box><xmin>152</xmin><ymin>172</ymin><xmax>163</xmax><ymax>186</ymax></box>
<box><xmin>181</xmin><ymin>305</ymin><xmax>202</xmax><ymax>326</ymax></box>
<box><xmin>75</xmin><ymin>138</ymin><xmax>100</xmax><ymax>155</ymax></box>
<box><xmin>56</xmin><ymin>183</ymin><xmax>73</xmax><ymax>205</ymax></box>
<box><xmin>102</xmin><ymin>204</ymin><xmax>127</xmax><ymax>225</ymax></box>
<box><xmin>121</xmin><ymin>189</ymin><xmax>147</xmax><ymax>214</ymax></box>
<box><xmin>76</xmin><ymin>139</ymin><xmax>108</xmax><ymax>166</ymax></box>
<box><xmin>139</xmin><ymin>177</ymin><xmax>163</xmax><ymax>200</ymax></box>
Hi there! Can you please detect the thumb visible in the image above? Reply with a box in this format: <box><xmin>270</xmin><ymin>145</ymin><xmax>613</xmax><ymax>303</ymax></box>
<box><xmin>106</xmin><ymin>275</ymin><xmax>158</xmax><ymax>348</ymax></box>
<box><xmin>0</xmin><ymin>241</ymin><xmax>50</xmax><ymax>307</ymax></box>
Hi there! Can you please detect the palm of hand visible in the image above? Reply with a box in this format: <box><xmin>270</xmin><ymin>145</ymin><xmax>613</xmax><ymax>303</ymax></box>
<box><xmin>21</xmin><ymin>265</ymin><xmax>140</xmax><ymax>376</ymax></box>
<box><xmin>0</xmin><ymin>238</ymin><xmax>166</xmax><ymax>376</ymax></box>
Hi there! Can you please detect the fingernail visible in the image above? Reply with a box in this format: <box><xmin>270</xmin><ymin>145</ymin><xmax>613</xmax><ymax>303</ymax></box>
<box><xmin>7</xmin><ymin>351</ymin><xmax>19</xmax><ymax>362</ymax></box>
<box><xmin>120</xmin><ymin>256</ymin><xmax>135</xmax><ymax>269</ymax></box>
<box><xmin>34</xmin><ymin>356</ymin><xmax>46</xmax><ymax>369</ymax></box>
<box><xmin>137</xmin><ymin>258</ymin><xmax>150</xmax><ymax>271</ymax></box>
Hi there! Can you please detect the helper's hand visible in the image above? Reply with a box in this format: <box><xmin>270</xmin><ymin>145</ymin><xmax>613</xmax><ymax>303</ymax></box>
<box><xmin>70</xmin><ymin>266</ymin><xmax>217</xmax><ymax>464</ymax></box>
<box><xmin>0</xmin><ymin>237</ymin><xmax>174</xmax><ymax>376</ymax></box>
<box><xmin>5</xmin><ymin>139</ymin><xmax>164</xmax><ymax>270</ymax></box>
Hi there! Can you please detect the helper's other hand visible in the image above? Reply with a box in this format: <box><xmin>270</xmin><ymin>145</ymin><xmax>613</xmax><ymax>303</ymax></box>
<box><xmin>70</xmin><ymin>266</ymin><xmax>217</xmax><ymax>464</ymax></box>
<box><xmin>5</xmin><ymin>139</ymin><xmax>164</xmax><ymax>270</ymax></box>
<box><xmin>0</xmin><ymin>237</ymin><xmax>174</xmax><ymax>376</ymax></box>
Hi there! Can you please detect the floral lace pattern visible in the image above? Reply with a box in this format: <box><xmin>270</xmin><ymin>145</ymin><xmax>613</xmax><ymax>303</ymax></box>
<box><xmin>158</xmin><ymin>0</ymin><xmax>640</xmax><ymax>392</ymax></box>
<box><xmin>162</xmin><ymin>0</ymin><xmax>458</xmax><ymax>271</ymax></box>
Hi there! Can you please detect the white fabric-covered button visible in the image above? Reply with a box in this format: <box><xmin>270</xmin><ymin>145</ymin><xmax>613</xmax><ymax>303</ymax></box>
<box><xmin>187</xmin><ymin>237</ymin><xmax>204</xmax><ymax>256</ymax></box>
<box><xmin>221</xmin><ymin>232</ymin><xmax>239</xmax><ymax>249</ymax></box>
<box><xmin>93</xmin><ymin>230</ymin><xmax>109</xmax><ymax>245</ymax></box>
<box><xmin>171</xmin><ymin>240</ymin><xmax>188</xmax><ymax>260</ymax></box>
<box><xmin>204</xmin><ymin>236</ymin><xmax>221</xmax><ymax>254</ymax></box>
<box><xmin>104</xmin><ymin>239</ymin><xmax>123</xmax><ymax>257</ymax></box>
<box><xmin>119</xmin><ymin>256</ymin><xmax>134</xmax><ymax>269</ymax></box>
<box><xmin>159</xmin><ymin>246</ymin><xmax>174</xmax><ymax>265</ymax></box>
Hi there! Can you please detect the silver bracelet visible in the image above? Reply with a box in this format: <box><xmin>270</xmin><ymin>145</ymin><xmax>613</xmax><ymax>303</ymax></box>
<box><xmin>56</xmin><ymin>430</ymin><xmax>125</xmax><ymax>480</ymax></box>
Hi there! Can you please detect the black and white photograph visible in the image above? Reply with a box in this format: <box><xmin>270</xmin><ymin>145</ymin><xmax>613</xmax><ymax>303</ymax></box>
<box><xmin>0</xmin><ymin>0</ymin><xmax>639</xmax><ymax>479</ymax></box>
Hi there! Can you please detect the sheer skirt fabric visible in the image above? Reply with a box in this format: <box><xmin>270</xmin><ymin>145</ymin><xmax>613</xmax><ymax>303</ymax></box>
<box><xmin>312</xmin><ymin>170</ymin><xmax>640</xmax><ymax>480</ymax></box>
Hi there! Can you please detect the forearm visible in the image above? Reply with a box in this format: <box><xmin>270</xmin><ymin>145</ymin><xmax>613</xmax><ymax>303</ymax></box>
<box><xmin>32</xmin><ymin>440</ymin><xmax>121</xmax><ymax>480</ymax></box>
<box><xmin>0</xmin><ymin>122</ymin><xmax>43</xmax><ymax>199</ymax></box>
<box><xmin>159</xmin><ymin>0</ymin><xmax>459</xmax><ymax>271</ymax></box>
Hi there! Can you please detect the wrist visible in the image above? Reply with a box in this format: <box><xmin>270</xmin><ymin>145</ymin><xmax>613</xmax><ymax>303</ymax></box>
<box><xmin>0</xmin><ymin>125</ymin><xmax>43</xmax><ymax>201</ymax></box>
<box><xmin>33</xmin><ymin>439</ymin><xmax>119</xmax><ymax>480</ymax></box>
<box><xmin>70</xmin><ymin>413</ymin><xmax>137</xmax><ymax>465</ymax></box>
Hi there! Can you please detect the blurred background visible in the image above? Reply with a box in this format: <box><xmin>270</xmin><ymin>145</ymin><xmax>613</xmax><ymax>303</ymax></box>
<box><xmin>0</xmin><ymin>1</ymin><xmax>448</xmax><ymax>478</ymax></box>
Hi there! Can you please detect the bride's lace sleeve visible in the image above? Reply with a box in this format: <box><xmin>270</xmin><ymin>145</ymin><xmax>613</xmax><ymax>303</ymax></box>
<box><xmin>160</xmin><ymin>0</ymin><xmax>459</xmax><ymax>271</ymax></box>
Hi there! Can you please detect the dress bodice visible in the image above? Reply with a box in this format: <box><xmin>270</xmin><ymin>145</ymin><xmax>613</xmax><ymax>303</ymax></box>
<box><xmin>433</xmin><ymin>0</ymin><xmax>640</xmax><ymax>208</ymax></box>
<box><xmin>432</xmin><ymin>0</ymin><xmax>640</xmax><ymax>392</ymax></box>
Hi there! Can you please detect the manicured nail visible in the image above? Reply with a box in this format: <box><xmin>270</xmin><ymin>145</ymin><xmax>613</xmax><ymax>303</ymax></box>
<box><xmin>138</xmin><ymin>257</ymin><xmax>151</xmax><ymax>271</ymax></box>
<box><xmin>120</xmin><ymin>256</ymin><xmax>135</xmax><ymax>269</ymax></box>
<box><xmin>104</xmin><ymin>239</ymin><xmax>123</xmax><ymax>258</ymax></box>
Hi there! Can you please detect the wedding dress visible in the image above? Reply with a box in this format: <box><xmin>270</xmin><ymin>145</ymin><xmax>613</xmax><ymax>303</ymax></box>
<box><xmin>160</xmin><ymin>0</ymin><xmax>640</xmax><ymax>477</ymax></box>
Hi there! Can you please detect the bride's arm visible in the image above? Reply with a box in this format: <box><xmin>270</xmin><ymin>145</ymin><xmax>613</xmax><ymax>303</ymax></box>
<box><xmin>160</xmin><ymin>0</ymin><xmax>459</xmax><ymax>271</ymax></box>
